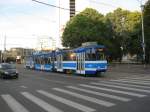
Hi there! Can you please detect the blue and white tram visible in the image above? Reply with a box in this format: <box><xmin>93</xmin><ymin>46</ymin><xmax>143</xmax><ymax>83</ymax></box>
<box><xmin>73</xmin><ymin>44</ymin><xmax>107</xmax><ymax>75</ymax></box>
<box><xmin>33</xmin><ymin>51</ymin><xmax>55</xmax><ymax>71</ymax></box>
<box><xmin>24</xmin><ymin>55</ymin><xmax>34</xmax><ymax>69</ymax></box>
<box><xmin>54</xmin><ymin>44</ymin><xmax>107</xmax><ymax>75</ymax></box>
<box><xmin>25</xmin><ymin>43</ymin><xmax>108</xmax><ymax>76</ymax></box>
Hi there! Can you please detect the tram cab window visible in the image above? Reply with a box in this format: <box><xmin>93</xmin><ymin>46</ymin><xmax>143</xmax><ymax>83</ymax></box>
<box><xmin>96</xmin><ymin>48</ymin><xmax>105</xmax><ymax>60</ymax></box>
<box><xmin>85</xmin><ymin>48</ymin><xmax>105</xmax><ymax>61</ymax></box>
<box><xmin>85</xmin><ymin>49</ymin><xmax>96</xmax><ymax>61</ymax></box>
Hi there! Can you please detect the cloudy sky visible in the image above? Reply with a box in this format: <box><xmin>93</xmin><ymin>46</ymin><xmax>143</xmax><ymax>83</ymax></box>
<box><xmin>0</xmin><ymin>0</ymin><xmax>148</xmax><ymax>50</ymax></box>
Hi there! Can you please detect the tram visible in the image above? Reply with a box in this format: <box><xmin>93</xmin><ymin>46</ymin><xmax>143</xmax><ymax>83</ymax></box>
<box><xmin>33</xmin><ymin>51</ymin><xmax>55</xmax><ymax>71</ymax></box>
<box><xmin>24</xmin><ymin>43</ymin><xmax>108</xmax><ymax>76</ymax></box>
<box><xmin>24</xmin><ymin>56</ymin><xmax>34</xmax><ymax>69</ymax></box>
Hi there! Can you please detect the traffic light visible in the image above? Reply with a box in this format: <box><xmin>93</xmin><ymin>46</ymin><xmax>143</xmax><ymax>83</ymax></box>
<box><xmin>70</xmin><ymin>0</ymin><xmax>75</xmax><ymax>18</ymax></box>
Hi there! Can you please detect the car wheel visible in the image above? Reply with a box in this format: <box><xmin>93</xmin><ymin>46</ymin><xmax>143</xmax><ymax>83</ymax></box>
<box><xmin>2</xmin><ymin>75</ymin><xmax>5</xmax><ymax>79</ymax></box>
<box><xmin>16</xmin><ymin>75</ymin><xmax>19</xmax><ymax>78</ymax></box>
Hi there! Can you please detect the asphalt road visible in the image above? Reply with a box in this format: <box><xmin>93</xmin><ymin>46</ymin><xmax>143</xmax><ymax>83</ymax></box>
<box><xmin>0</xmin><ymin>64</ymin><xmax>150</xmax><ymax>112</ymax></box>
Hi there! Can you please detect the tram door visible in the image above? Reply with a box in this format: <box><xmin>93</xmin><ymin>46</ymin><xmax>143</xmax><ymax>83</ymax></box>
<box><xmin>56</xmin><ymin>54</ymin><xmax>63</xmax><ymax>72</ymax></box>
<box><xmin>76</xmin><ymin>52</ymin><xmax>85</xmax><ymax>74</ymax></box>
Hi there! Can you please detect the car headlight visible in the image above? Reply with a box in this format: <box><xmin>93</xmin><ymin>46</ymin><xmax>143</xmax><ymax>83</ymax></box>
<box><xmin>4</xmin><ymin>72</ymin><xmax>9</xmax><ymax>74</ymax></box>
<box><xmin>16</xmin><ymin>70</ymin><xmax>19</xmax><ymax>74</ymax></box>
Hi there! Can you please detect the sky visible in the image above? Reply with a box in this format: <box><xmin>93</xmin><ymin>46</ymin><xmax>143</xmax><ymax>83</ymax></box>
<box><xmin>0</xmin><ymin>0</ymin><xmax>148</xmax><ymax>50</ymax></box>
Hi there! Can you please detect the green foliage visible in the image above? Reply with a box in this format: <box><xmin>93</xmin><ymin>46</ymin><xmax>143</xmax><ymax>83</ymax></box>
<box><xmin>105</xmin><ymin>8</ymin><xmax>141</xmax><ymax>60</ymax></box>
<box><xmin>62</xmin><ymin>8</ymin><xmax>106</xmax><ymax>48</ymax></box>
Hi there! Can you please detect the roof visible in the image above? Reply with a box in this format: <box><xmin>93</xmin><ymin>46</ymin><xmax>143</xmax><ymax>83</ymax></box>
<box><xmin>73</xmin><ymin>44</ymin><xmax>105</xmax><ymax>53</ymax></box>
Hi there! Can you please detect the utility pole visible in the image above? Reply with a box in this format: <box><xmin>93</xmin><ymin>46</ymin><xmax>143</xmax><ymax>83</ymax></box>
<box><xmin>59</xmin><ymin>0</ymin><xmax>61</xmax><ymax>48</ymax></box>
<box><xmin>141</xmin><ymin>4</ymin><xmax>146</xmax><ymax>64</ymax></box>
<box><xmin>3</xmin><ymin>35</ymin><xmax>6</xmax><ymax>63</ymax></box>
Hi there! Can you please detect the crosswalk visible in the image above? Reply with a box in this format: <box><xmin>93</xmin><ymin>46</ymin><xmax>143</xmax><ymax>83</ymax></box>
<box><xmin>1</xmin><ymin>76</ymin><xmax>150</xmax><ymax>112</ymax></box>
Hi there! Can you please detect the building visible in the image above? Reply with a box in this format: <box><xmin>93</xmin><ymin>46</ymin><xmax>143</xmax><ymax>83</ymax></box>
<box><xmin>36</xmin><ymin>36</ymin><xmax>56</xmax><ymax>51</ymax></box>
<box><xmin>3</xmin><ymin>48</ymin><xmax>34</xmax><ymax>63</ymax></box>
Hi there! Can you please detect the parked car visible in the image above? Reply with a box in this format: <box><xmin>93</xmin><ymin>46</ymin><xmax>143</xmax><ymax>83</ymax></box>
<box><xmin>0</xmin><ymin>63</ymin><xmax>19</xmax><ymax>79</ymax></box>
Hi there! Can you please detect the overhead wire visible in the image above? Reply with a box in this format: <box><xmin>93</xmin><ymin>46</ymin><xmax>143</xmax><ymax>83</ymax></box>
<box><xmin>88</xmin><ymin>0</ymin><xmax>119</xmax><ymax>8</ymax></box>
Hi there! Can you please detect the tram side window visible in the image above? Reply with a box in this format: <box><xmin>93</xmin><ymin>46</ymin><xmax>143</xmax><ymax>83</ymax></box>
<box><xmin>40</xmin><ymin>57</ymin><xmax>45</xmax><ymax>64</ymax></box>
<box><xmin>63</xmin><ymin>52</ymin><xmax>76</xmax><ymax>61</ymax></box>
<box><xmin>70</xmin><ymin>53</ymin><xmax>76</xmax><ymax>61</ymax></box>
<box><xmin>47</xmin><ymin>57</ymin><xmax>51</xmax><ymax>64</ymax></box>
<box><xmin>44</xmin><ymin>57</ymin><xmax>48</xmax><ymax>64</ymax></box>
<box><xmin>63</xmin><ymin>53</ymin><xmax>68</xmax><ymax>61</ymax></box>
<box><xmin>35</xmin><ymin>57</ymin><xmax>40</xmax><ymax>64</ymax></box>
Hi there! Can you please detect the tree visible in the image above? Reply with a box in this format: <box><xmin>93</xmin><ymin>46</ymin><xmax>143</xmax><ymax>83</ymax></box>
<box><xmin>144</xmin><ymin>0</ymin><xmax>150</xmax><ymax>63</ymax></box>
<box><xmin>105</xmin><ymin>8</ymin><xmax>141</xmax><ymax>61</ymax></box>
<box><xmin>62</xmin><ymin>8</ymin><xmax>107</xmax><ymax>48</ymax></box>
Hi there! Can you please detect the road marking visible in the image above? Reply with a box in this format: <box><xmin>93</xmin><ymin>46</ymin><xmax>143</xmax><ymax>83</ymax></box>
<box><xmin>113</xmin><ymin>80</ymin><xmax>150</xmax><ymax>85</ymax></box>
<box><xmin>114</xmin><ymin>79</ymin><xmax>150</xmax><ymax>83</ymax></box>
<box><xmin>37</xmin><ymin>90</ymin><xmax>95</xmax><ymax>112</ymax></box>
<box><xmin>1</xmin><ymin>94</ymin><xmax>29</xmax><ymax>112</ymax></box>
<box><xmin>5</xmin><ymin>81</ymin><xmax>10</xmax><ymax>83</ymax></box>
<box><xmin>53</xmin><ymin>88</ymin><xmax>115</xmax><ymax>107</ymax></box>
<box><xmin>21</xmin><ymin>92</ymin><xmax>63</xmax><ymax>112</ymax></box>
<box><xmin>79</xmin><ymin>84</ymin><xmax>146</xmax><ymax>98</ymax></box>
<box><xmin>67</xmin><ymin>86</ymin><xmax>131</xmax><ymax>102</ymax></box>
<box><xmin>91</xmin><ymin>83</ymin><xmax>150</xmax><ymax>93</ymax></box>
<box><xmin>112</xmin><ymin>76</ymin><xmax>150</xmax><ymax>81</ymax></box>
<box><xmin>20</xmin><ymin>86</ymin><xmax>27</xmax><ymax>89</ymax></box>
<box><xmin>129</xmin><ymin>77</ymin><xmax>150</xmax><ymax>81</ymax></box>
<box><xmin>98</xmin><ymin>81</ymin><xmax>150</xmax><ymax>89</ymax></box>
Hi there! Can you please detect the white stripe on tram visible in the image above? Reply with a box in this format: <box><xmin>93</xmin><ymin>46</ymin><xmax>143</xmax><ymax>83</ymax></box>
<box><xmin>91</xmin><ymin>83</ymin><xmax>150</xmax><ymax>93</ymax></box>
<box><xmin>79</xmin><ymin>84</ymin><xmax>146</xmax><ymax>98</ymax></box>
<box><xmin>21</xmin><ymin>92</ymin><xmax>63</xmax><ymax>112</ymax></box>
<box><xmin>67</xmin><ymin>86</ymin><xmax>131</xmax><ymax>102</ymax></box>
<box><xmin>37</xmin><ymin>90</ymin><xmax>95</xmax><ymax>112</ymax></box>
<box><xmin>1</xmin><ymin>94</ymin><xmax>29</xmax><ymax>112</ymax></box>
<box><xmin>53</xmin><ymin>88</ymin><xmax>115</xmax><ymax>107</ymax></box>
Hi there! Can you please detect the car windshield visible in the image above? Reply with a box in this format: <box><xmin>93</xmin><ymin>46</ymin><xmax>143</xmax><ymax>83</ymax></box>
<box><xmin>1</xmin><ymin>64</ymin><xmax>16</xmax><ymax>69</ymax></box>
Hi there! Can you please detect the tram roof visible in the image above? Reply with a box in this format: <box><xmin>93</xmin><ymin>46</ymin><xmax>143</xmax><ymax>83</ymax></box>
<box><xmin>55</xmin><ymin>49</ymin><xmax>73</xmax><ymax>55</ymax></box>
<box><xmin>73</xmin><ymin>44</ymin><xmax>105</xmax><ymax>53</ymax></box>
<box><xmin>33</xmin><ymin>51</ymin><xmax>53</xmax><ymax>57</ymax></box>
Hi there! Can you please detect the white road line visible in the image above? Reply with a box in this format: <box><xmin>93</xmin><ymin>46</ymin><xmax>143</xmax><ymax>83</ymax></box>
<box><xmin>37</xmin><ymin>90</ymin><xmax>95</xmax><ymax>112</ymax></box>
<box><xmin>112</xmin><ymin>76</ymin><xmax>150</xmax><ymax>81</ymax></box>
<box><xmin>129</xmin><ymin>77</ymin><xmax>150</xmax><ymax>81</ymax></box>
<box><xmin>1</xmin><ymin>94</ymin><xmax>29</xmax><ymax>112</ymax></box>
<box><xmin>98</xmin><ymin>81</ymin><xmax>150</xmax><ymax>89</ymax></box>
<box><xmin>21</xmin><ymin>92</ymin><xmax>63</xmax><ymax>112</ymax></box>
<box><xmin>67</xmin><ymin>86</ymin><xmax>131</xmax><ymax>102</ymax></box>
<box><xmin>79</xmin><ymin>84</ymin><xmax>146</xmax><ymax>98</ymax></box>
<box><xmin>91</xmin><ymin>83</ymin><xmax>150</xmax><ymax>93</ymax></box>
<box><xmin>114</xmin><ymin>79</ymin><xmax>150</xmax><ymax>83</ymax></box>
<box><xmin>20</xmin><ymin>86</ymin><xmax>27</xmax><ymax>88</ymax></box>
<box><xmin>113</xmin><ymin>80</ymin><xmax>150</xmax><ymax>85</ymax></box>
<box><xmin>53</xmin><ymin>88</ymin><xmax>115</xmax><ymax>107</ymax></box>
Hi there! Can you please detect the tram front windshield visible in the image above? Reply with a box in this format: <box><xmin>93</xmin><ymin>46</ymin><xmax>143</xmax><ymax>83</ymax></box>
<box><xmin>85</xmin><ymin>48</ymin><xmax>105</xmax><ymax>61</ymax></box>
